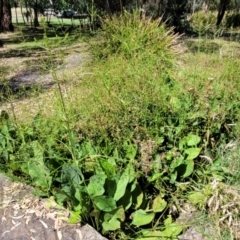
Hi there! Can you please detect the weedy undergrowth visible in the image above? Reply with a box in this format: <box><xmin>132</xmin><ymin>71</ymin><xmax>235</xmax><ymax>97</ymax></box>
<box><xmin>0</xmin><ymin>10</ymin><xmax>240</xmax><ymax>240</ymax></box>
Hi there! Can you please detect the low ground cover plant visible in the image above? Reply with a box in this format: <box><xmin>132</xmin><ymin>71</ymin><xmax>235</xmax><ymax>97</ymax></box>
<box><xmin>0</xmin><ymin>10</ymin><xmax>240</xmax><ymax>239</ymax></box>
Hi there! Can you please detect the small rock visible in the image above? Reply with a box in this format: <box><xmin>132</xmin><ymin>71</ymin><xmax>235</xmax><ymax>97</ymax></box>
<box><xmin>178</xmin><ymin>225</ymin><xmax>216</xmax><ymax>240</ymax></box>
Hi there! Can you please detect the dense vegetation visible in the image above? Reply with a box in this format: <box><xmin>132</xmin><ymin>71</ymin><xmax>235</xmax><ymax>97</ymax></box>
<box><xmin>0</xmin><ymin>3</ymin><xmax>240</xmax><ymax>240</ymax></box>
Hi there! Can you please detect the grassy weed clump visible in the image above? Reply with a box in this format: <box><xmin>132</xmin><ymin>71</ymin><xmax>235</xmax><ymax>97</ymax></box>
<box><xmin>94</xmin><ymin>10</ymin><xmax>178</xmax><ymax>65</ymax></box>
<box><xmin>81</xmin><ymin>10</ymin><xmax>182</xmax><ymax>144</ymax></box>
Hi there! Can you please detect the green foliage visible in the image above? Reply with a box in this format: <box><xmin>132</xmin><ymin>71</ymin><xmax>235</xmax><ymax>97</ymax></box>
<box><xmin>225</xmin><ymin>12</ymin><xmax>240</xmax><ymax>27</ymax></box>
<box><xmin>94</xmin><ymin>10</ymin><xmax>177</xmax><ymax>65</ymax></box>
<box><xmin>0</xmin><ymin>114</ymin><xmax>193</xmax><ymax>237</ymax></box>
<box><xmin>189</xmin><ymin>11</ymin><xmax>217</xmax><ymax>35</ymax></box>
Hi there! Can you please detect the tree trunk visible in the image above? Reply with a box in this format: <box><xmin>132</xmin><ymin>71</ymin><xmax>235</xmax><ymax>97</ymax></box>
<box><xmin>216</xmin><ymin>0</ymin><xmax>229</xmax><ymax>26</ymax></box>
<box><xmin>33</xmin><ymin>0</ymin><xmax>39</xmax><ymax>27</ymax></box>
<box><xmin>0</xmin><ymin>0</ymin><xmax>14</xmax><ymax>32</ymax></box>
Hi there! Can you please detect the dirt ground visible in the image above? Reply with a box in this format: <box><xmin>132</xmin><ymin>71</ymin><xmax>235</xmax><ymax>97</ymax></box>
<box><xmin>0</xmin><ymin>29</ymin><xmax>90</xmax><ymax>121</ymax></box>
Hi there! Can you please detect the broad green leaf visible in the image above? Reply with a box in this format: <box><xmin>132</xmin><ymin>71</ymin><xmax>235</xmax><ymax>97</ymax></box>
<box><xmin>93</xmin><ymin>196</ymin><xmax>116</xmax><ymax>212</ymax></box>
<box><xmin>163</xmin><ymin>215</ymin><xmax>183</xmax><ymax>237</ymax></box>
<box><xmin>182</xmin><ymin>159</ymin><xmax>194</xmax><ymax>178</ymax></box>
<box><xmin>130</xmin><ymin>181</ymin><xmax>137</xmax><ymax>192</ymax></box>
<box><xmin>188</xmin><ymin>192</ymin><xmax>206</xmax><ymax>206</ymax></box>
<box><xmin>104</xmin><ymin>206</ymin><xmax>125</xmax><ymax>222</ymax></box>
<box><xmin>62</xmin><ymin>185</ymin><xmax>75</xmax><ymax>198</ymax></box>
<box><xmin>61</xmin><ymin>162</ymin><xmax>84</xmax><ymax>186</ymax></box>
<box><xmin>31</xmin><ymin>189</ymin><xmax>49</xmax><ymax>197</ymax></box>
<box><xmin>102</xmin><ymin>218</ymin><xmax>121</xmax><ymax>232</ymax></box>
<box><xmin>104</xmin><ymin>212</ymin><xmax>114</xmax><ymax>222</ymax></box>
<box><xmin>163</xmin><ymin>222</ymin><xmax>183</xmax><ymax>237</ymax></box>
<box><xmin>152</xmin><ymin>195</ymin><xmax>167</xmax><ymax>213</ymax></box>
<box><xmin>114</xmin><ymin>172</ymin><xmax>129</xmax><ymax>201</ymax></box>
<box><xmin>170</xmin><ymin>157</ymin><xmax>184</xmax><ymax>172</ymax></box>
<box><xmin>185</xmin><ymin>134</ymin><xmax>201</xmax><ymax>146</ymax></box>
<box><xmin>27</xmin><ymin>161</ymin><xmax>52</xmax><ymax>189</ymax></box>
<box><xmin>99</xmin><ymin>158</ymin><xmax>116</xmax><ymax>178</ymax></box>
<box><xmin>73</xmin><ymin>203</ymin><xmax>82</xmax><ymax>212</ymax></box>
<box><xmin>87</xmin><ymin>174</ymin><xmax>106</xmax><ymax>197</ymax></box>
<box><xmin>112</xmin><ymin>206</ymin><xmax>125</xmax><ymax>222</ymax></box>
<box><xmin>132</xmin><ymin>183</ymin><xmax>143</xmax><ymax>209</ymax></box>
<box><xmin>74</xmin><ymin>187</ymin><xmax>82</xmax><ymax>202</ymax></box>
<box><xmin>157</xmin><ymin>137</ymin><xmax>164</xmax><ymax>144</ymax></box>
<box><xmin>166</xmin><ymin>152</ymin><xmax>174</xmax><ymax>160</ymax></box>
<box><xmin>164</xmin><ymin>215</ymin><xmax>172</xmax><ymax>225</ymax></box>
<box><xmin>170</xmin><ymin>171</ymin><xmax>177</xmax><ymax>184</ymax></box>
<box><xmin>118</xmin><ymin>189</ymin><xmax>132</xmax><ymax>210</ymax></box>
<box><xmin>185</xmin><ymin>148</ymin><xmax>201</xmax><ymax>160</ymax></box>
<box><xmin>80</xmin><ymin>192</ymin><xmax>92</xmax><ymax>214</ymax></box>
<box><xmin>51</xmin><ymin>188</ymin><xmax>68</xmax><ymax>205</ymax></box>
<box><xmin>23</xmin><ymin>141</ymin><xmax>52</xmax><ymax>190</ymax></box>
<box><xmin>179</xmin><ymin>134</ymin><xmax>201</xmax><ymax>150</ymax></box>
<box><xmin>105</xmin><ymin>179</ymin><xmax>117</xmax><ymax>198</ymax></box>
<box><xmin>114</xmin><ymin>163</ymin><xmax>134</xmax><ymax>201</ymax></box>
<box><xmin>127</xmin><ymin>163</ymin><xmax>136</xmax><ymax>183</ymax></box>
<box><xmin>132</xmin><ymin>210</ymin><xmax>155</xmax><ymax>226</ymax></box>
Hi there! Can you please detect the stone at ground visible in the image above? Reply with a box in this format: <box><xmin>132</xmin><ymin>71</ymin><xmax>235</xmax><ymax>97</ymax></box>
<box><xmin>176</xmin><ymin>203</ymin><xmax>217</xmax><ymax>240</ymax></box>
<box><xmin>178</xmin><ymin>226</ymin><xmax>216</xmax><ymax>240</ymax></box>
<box><xmin>0</xmin><ymin>173</ymin><xmax>108</xmax><ymax>240</ymax></box>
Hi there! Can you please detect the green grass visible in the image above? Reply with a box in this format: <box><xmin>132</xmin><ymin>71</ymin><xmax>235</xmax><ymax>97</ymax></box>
<box><xmin>1</xmin><ymin>10</ymin><xmax>240</xmax><ymax>239</ymax></box>
<box><xmin>12</xmin><ymin>7</ymin><xmax>88</xmax><ymax>26</ymax></box>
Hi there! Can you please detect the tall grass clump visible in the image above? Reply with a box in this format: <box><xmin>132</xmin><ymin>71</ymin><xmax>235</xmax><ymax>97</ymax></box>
<box><xmin>83</xmin><ymin>10</ymin><xmax>181</xmax><ymax>143</ymax></box>
<box><xmin>94</xmin><ymin>10</ymin><xmax>178</xmax><ymax>64</ymax></box>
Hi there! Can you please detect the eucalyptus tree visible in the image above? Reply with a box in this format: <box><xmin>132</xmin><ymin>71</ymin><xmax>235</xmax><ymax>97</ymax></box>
<box><xmin>216</xmin><ymin>0</ymin><xmax>230</xmax><ymax>25</ymax></box>
<box><xmin>0</xmin><ymin>0</ymin><xmax>14</xmax><ymax>32</ymax></box>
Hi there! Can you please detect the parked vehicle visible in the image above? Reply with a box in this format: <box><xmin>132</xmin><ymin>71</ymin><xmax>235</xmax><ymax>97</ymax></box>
<box><xmin>56</xmin><ymin>10</ymin><xmax>75</xmax><ymax>18</ymax></box>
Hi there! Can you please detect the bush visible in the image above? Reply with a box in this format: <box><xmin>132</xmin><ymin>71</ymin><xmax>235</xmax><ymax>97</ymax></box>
<box><xmin>94</xmin><ymin>10</ymin><xmax>178</xmax><ymax>63</ymax></box>
<box><xmin>189</xmin><ymin>11</ymin><xmax>217</xmax><ymax>35</ymax></box>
